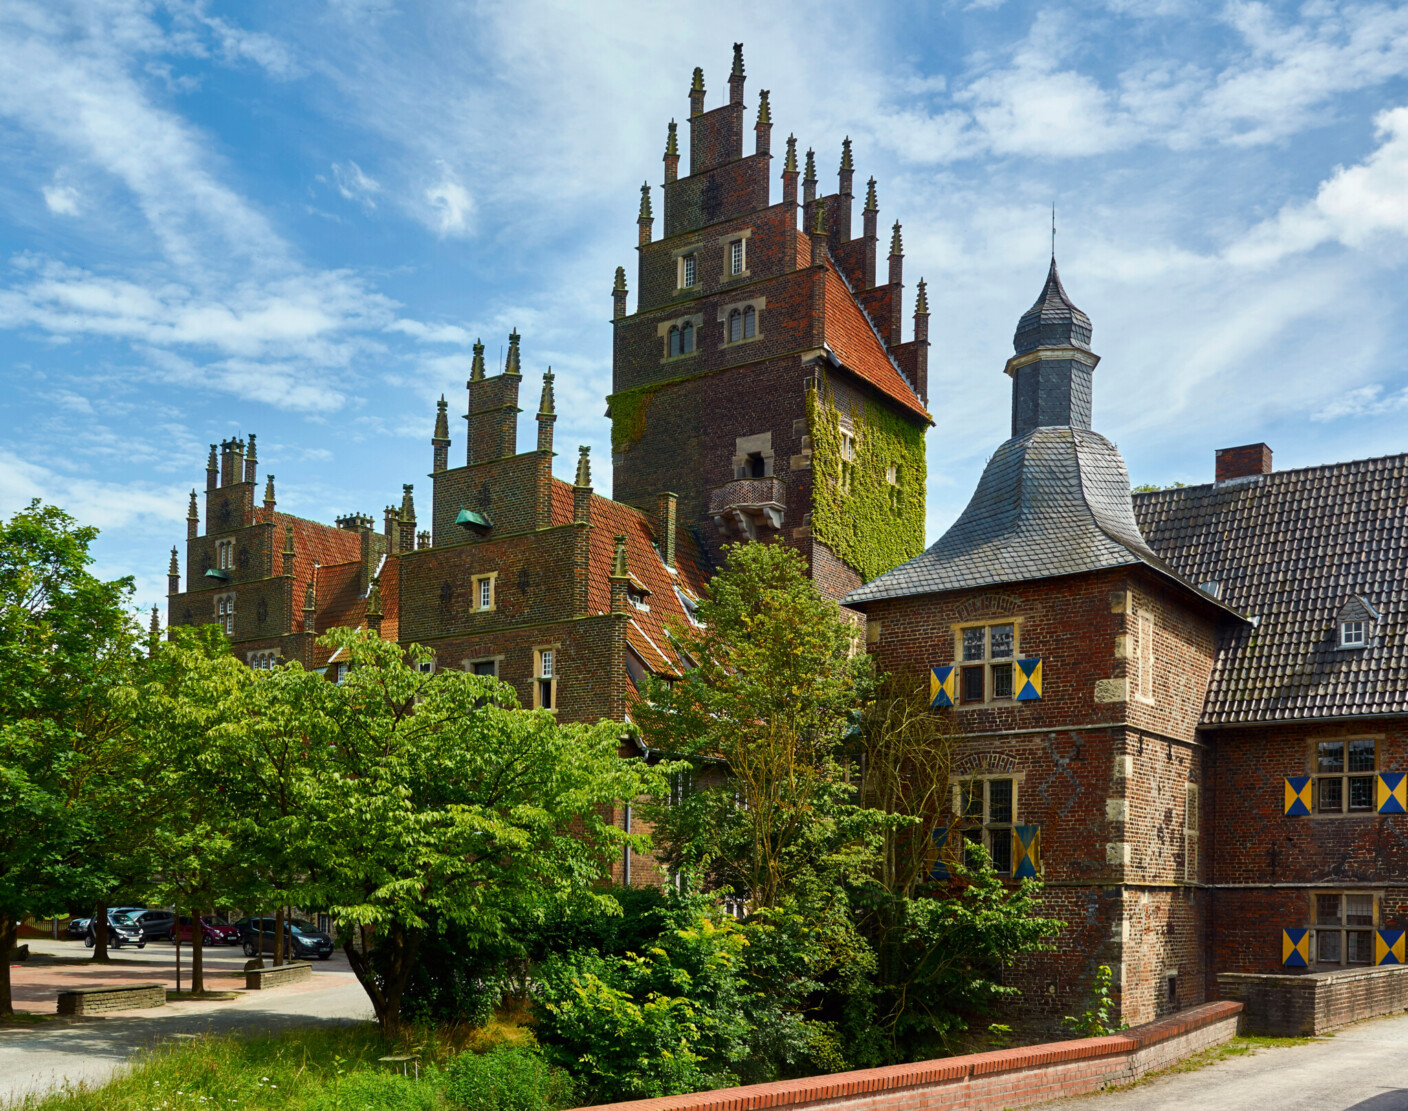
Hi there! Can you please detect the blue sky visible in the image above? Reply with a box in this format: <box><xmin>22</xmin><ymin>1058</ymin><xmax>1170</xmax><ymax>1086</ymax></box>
<box><xmin>4</xmin><ymin>0</ymin><xmax>1408</xmax><ymax>617</ymax></box>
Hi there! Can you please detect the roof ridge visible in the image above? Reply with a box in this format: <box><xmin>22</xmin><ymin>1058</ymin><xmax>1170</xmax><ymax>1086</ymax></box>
<box><xmin>1132</xmin><ymin>449</ymin><xmax>1408</xmax><ymax>500</ymax></box>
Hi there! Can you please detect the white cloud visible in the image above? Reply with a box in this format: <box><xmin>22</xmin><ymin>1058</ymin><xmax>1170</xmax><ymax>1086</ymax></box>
<box><xmin>332</xmin><ymin>160</ymin><xmax>381</xmax><ymax>209</ymax></box>
<box><xmin>387</xmin><ymin>318</ymin><xmax>472</xmax><ymax>344</ymax></box>
<box><xmin>42</xmin><ymin>183</ymin><xmax>80</xmax><ymax>215</ymax></box>
<box><xmin>0</xmin><ymin>446</ymin><xmax>186</xmax><ymax>531</ymax></box>
<box><xmin>1312</xmin><ymin>383</ymin><xmax>1408</xmax><ymax>423</ymax></box>
<box><xmin>425</xmin><ymin>169</ymin><xmax>474</xmax><ymax>237</ymax></box>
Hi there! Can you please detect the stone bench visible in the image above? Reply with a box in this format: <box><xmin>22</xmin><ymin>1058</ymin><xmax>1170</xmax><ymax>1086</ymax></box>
<box><xmin>56</xmin><ymin>983</ymin><xmax>165</xmax><ymax>1015</ymax></box>
<box><xmin>245</xmin><ymin>961</ymin><xmax>312</xmax><ymax>990</ymax></box>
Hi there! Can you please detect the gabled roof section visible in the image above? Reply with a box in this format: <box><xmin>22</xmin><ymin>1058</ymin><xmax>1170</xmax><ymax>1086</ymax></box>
<box><xmin>1133</xmin><ymin>452</ymin><xmax>1408</xmax><ymax>724</ymax></box>
<box><xmin>846</xmin><ymin>426</ymin><xmax>1240</xmax><ymax>613</ymax></box>
<box><xmin>821</xmin><ymin>261</ymin><xmax>930</xmax><ymax>422</ymax></box>
<box><xmin>267</xmin><ymin>512</ymin><xmax>362</xmax><ymax>625</ymax></box>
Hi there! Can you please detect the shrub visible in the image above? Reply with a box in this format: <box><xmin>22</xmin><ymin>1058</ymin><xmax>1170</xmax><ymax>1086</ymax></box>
<box><xmin>300</xmin><ymin>1068</ymin><xmax>444</xmax><ymax>1111</ymax></box>
<box><xmin>443</xmin><ymin>1044</ymin><xmax>576</xmax><ymax>1111</ymax></box>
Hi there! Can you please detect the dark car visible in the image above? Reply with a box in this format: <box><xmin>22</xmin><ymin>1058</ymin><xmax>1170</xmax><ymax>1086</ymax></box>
<box><xmin>65</xmin><ymin>917</ymin><xmax>90</xmax><ymax>939</ymax></box>
<box><xmin>236</xmin><ymin>916</ymin><xmax>334</xmax><ymax>960</ymax></box>
<box><xmin>174</xmin><ymin>915</ymin><xmax>240</xmax><ymax>946</ymax></box>
<box><xmin>134</xmin><ymin>909</ymin><xmax>176</xmax><ymax>941</ymax></box>
<box><xmin>85</xmin><ymin>911</ymin><xmax>145</xmax><ymax>949</ymax></box>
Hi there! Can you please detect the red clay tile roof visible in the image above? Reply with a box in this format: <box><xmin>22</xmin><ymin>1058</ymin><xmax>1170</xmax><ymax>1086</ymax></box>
<box><xmin>822</xmin><ymin>261</ymin><xmax>930</xmax><ymax>421</ymax></box>
<box><xmin>260</xmin><ymin>511</ymin><xmax>362</xmax><ymax>627</ymax></box>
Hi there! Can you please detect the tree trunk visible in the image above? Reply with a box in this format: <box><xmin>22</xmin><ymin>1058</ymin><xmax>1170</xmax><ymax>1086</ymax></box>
<box><xmin>0</xmin><ymin>914</ymin><xmax>16</xmax><ymax>1016</ymax></box>
<box><xmin>92</xmin><ymin>901</ymin><xmax>109</xmax><ymax>962</ymax></box>
<box><xmin>191</xmin><ymin>910</ymin><xmax>205</xmax><ymax>994</ymax></box>
<box><xmin>342</xmin><ymin>922</ymin><xmax>419</xmax><ymax>1034</ymax></box>
<box><xmin>273</xmin><ymin>905</ymin><xmax>284</xmax><ymax>966</ymax></box>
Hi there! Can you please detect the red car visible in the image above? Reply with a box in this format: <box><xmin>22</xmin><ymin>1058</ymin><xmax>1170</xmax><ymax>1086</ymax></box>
<box><xmin>173</xmin><ymin>915</ymin><xmax>241</xmax><ymax>946</ymax></box>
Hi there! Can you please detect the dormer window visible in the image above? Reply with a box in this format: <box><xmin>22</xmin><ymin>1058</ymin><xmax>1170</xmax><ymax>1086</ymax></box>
<box><xmin>1335</xmin><ymin>596</ymin><xmax>1377</xmax><ymax>649</ymax></box>
<box><xmin>1341</xmin><ymin>620</ymin><xmax>1366</xmax><ymax>648</ymax></box>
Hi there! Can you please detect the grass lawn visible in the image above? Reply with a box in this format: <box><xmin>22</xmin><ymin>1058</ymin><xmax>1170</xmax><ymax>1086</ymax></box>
<box><xmin>9</xmin><ymin>1013</ymin><xmax>538</xmax><ymax>1111</ymax></box>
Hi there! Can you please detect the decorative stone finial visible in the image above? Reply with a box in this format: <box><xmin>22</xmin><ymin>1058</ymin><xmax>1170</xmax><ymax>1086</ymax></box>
<box><xmin>784</xmin><ymin>134</ymin><xmax>798</xmax><ymax>174</ymax></box>
<box><xmin>613</xmin><ymin>266</ymin><xmax>627</xmax><ymax>293</ymax></box>
<box><xmin>890</xmin><ymin>221</ymin><xmax>903</xmax><ymax>255</ymax></box>
<box><xmin>691</xmin><ymin>66</ymin><xmax>704</xmax><ymax>92</ymax></box>
<box><xmin>812</xmin><ymin>196</ymin><xmax>827</xmax><ymax>236</ymax></box>
<box><xmin>187</xmin><ymin>489</ymin><xmax>198</xmax><ymax>520</ymax></box>
<box><xmin>168</xmin><ymin>546</ymin><xmax>179</xmax><ymax>575</ymax></box>
<box><xmin>611</xmin><ymin>534</ymin><xmax>629</xmax><ymax>579</ymax></box>
<box><xmin>665</xmin><ymin>119</ymin><xmax>678</xmax><ymax>158</ymax></box>
<box><xmin>731</xmin><ymin>42</ymin><xmax>744</xmax><ymax>78</ymax></box>
<box><xmin>574</xmin><ymin>445</ymin><xmax>592</xmax><ymax>488</ymax></box>
<box><xmin>803</xmin><ymin>147</ymin><xmax>816</xmax><ymax>185</ymax></box>
<box><xmin>915</xmin><ymin>278</ymin><xmax>929</xmax><ymax>315</ymax></box>
<box><xmin>433</xmin><ymin>395</ymin><xmax>450</xmax><ymax>442</ymax></box>
<box><xmin>504</xmin><ymin>330</ymin><xmax>521</xmax><ymax>376</ymax></box>
<box><xmin>840</xmin><ymin>136</ymin><xmax>853</xmax><ymax>172</ymax></box>
<box><xmin>470</xmin><ymin>339</ymin><xmax>486</xmax><ymax>381</ymax></box>
<box><xmin>756</xmin><ymin>89</ymin><xmax>770</xmax><ymax>126</ymax></box>
<box><xmin>638</xmin><ymin>182</ymin><xmax>652</xmax><ymax>222</ymax></box>
<box><xmin>539</xmin><ymin>369</ymin><xmax>555</xmax><ymax>416</ymax></box>
<box><xmin>864</xmin><ymin>176</ymin><xmax>877</xmax><ymax>213</ymax></box>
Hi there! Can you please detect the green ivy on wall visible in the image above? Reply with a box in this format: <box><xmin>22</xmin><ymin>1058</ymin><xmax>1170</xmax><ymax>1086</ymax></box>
<box><xmin>606</xmin><ymin>373</ymin><xmax>697</xmax><ymax>454</ymax></box>
<box><xmin>806</xmin><ymin>384</ymin><xmax>926</xmax><ymax>582</ymax></box>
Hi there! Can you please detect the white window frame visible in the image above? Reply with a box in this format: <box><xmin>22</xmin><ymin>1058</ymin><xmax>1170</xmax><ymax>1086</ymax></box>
<box><xmin>729</xmin><ymin>238</ymin><xmax>745</xmax><ymax>275</ymax></box>
<box><xmin>246</xmin><ymin>649</ymin><xmax>276</xmax><ymax>670</ymax></box>
<box><xmin>533</xmin><ymin>646</ymin><xmax>558</xmax><ymax>711</ymax></box>
<box><xmin>215</xmin><ymin>592</ymin><xmax>235</xmax><ymax>636</ymax></box>
<box><xmin>216</xmin><ymin>539</ymin><xmax>234</xmax><ymax>570</ymax></box>
<box><xmin>678</xmin><ymin>253</ymin><xmax>697</xmax><ymax>289</ymax></box>
<box><xmin>1341</xmin><ymin>620</ymin><xmax>1366</xmax><ymax>648</ymax></box>
<box><xmin>471</xmin><ymin>572</ymin><xmax>497</xmax><ymax>613</ymax></box>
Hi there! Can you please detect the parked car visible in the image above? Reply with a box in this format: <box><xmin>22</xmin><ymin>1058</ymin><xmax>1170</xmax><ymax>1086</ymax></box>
<box><xmin>65</xmin><ymin>917</ymin><xmax>90</xmax><ymax>939</ymax></box>
<box><xmin>174</xmin><ymin>915</ymin><xmax>240</xmax><ymax>946</ymax></box>
<box><xmin>235</xmin><ymin>916</ymin><xmax>334</xmax><ymax>960</ymax></box>
<box><xmin>85</xmin><ymin>911</ymin><xmax>145</xmax><ymax>949</ymax></box>
<box><xmin>133</xmin><ymin>909</ymin><xmax>176</xmax><ymax>941</ymax></box>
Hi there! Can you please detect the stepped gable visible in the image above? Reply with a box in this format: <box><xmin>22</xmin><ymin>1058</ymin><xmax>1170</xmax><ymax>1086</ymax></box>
<box><xmin>269</xmin><ymin>512</ymin><xmax>361</xmax><ymax>618</ymax></box>
<box><xmin>822</xmin><ymin>260</ymin><xmax>929</xmax><ymax>419</ymax></box>
<box><xmin>1134</xmin><ymin>453</ymin><xmax>1408</xmax><ymax>724</ymax></box>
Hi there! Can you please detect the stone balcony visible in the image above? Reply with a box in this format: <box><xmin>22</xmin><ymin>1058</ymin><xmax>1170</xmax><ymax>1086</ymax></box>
<box><xmin>708</xmin><ymin>477</ymin><xmax>785</xmax><ymax>539</ymax></box>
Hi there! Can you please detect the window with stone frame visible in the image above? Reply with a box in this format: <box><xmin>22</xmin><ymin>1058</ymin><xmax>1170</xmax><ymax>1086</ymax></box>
<box><xmin>955</xmin><ymin>775</ymin><xmax>1017</xmax><ymax>875</ymax></box>
<box><xmin>679</xmin><ymin>253</ymin><xmax>697</xmax><ymax>289</ymax></box>
<box><xmin>729</xmin><ymin>238</ymin><xmax>746</xmax><ymax>275</ymax></box>
<box><xmin>956</xmin><ymin>621</ymin><xmax>1017</xmax><ymax>705</ymax></box>
<box><xmin>838</xmin><ymin>428</ymin><xmax>856</xmax><ymax>492</ymax></box>
<box><xmin>215</xmin><ymin>539</ymin><xmax>234</xmax><ymax>571</ymax></box>
<box><xmin>215</xmin><ymin>592</ymin><xmax>235</xmax><ymax>636</ymax></box>
<box><xmin>472</xmin><ymin>572</ymin><xmax>497</xmax><ymax>613</ymax></box>
<box><xmin>1313</xmin><ymin>891</ymin><xmax>1377</xmax><ymax>965</ymax></box>
<box><xmin>465</xmin><ymin>658</ymin><xmax>498</xmax><ymax>677</ymax></box>
<box><xmin>1133</xmin><ymin>610</ymin><xmax>1155</xmax><ymax>701</ymax></box>
<box><xmin>534</xmin><ymin>646</ymin><xmax>558</xmax><ymax>711</ymax></box>
<box><xmin>246</xmin><ymin>649</ymin><xmax>276</xmax><ymax>670</ymax></box>
<box><xmin>1313</xmin><ymin>737</ymin><xmax>1377</xmax><ymax>814</ymax></box>
<box><xmin>729</xmin><ymin>309</ymin><xmax>743</xmax><ymax>343</ymax></box>
<box><xmin>743</xmin><ymin>305</ymin><xmax>756</xmax><ymax>338</ymax></box>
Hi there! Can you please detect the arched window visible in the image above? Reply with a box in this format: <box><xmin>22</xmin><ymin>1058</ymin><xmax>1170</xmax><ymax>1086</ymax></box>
<box><xmin>743</xmin><ymin>305</ymin><xmax>756</xmax><ymax>339</ymax></box>
<box><xmin>668</xmin><ymin>326</ymin><xmax>680</xmax><ymax>357</ymax></box>
<box><xmin>729</xmin><ymin>310</ymin><xmax>742</xmax><ymax>343</ymax></box>
<box><xmin>681</xmin><ymin>321</ymin><xmax>694</xmax><ymax>354</ymax></box>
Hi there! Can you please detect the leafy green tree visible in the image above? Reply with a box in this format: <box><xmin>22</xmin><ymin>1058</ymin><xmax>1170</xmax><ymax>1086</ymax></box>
<box><xmin>0</xmin><ymin>502</ymin><xmax>143</xmax><ymax>1010</ymax></box>
<box><xmin>306</xmin><ymin>629</ymin><xmax>664</xmax><ymax>1032</ymax></box>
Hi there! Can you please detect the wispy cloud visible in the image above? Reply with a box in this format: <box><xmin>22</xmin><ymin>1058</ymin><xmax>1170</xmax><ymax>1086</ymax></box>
<box><xmin>332</xmin><ymin>160</ymin><xmax>382</xmax><ymax>210</ymax></box>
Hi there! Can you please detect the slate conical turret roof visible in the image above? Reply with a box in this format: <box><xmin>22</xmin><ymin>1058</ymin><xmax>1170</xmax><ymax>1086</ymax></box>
<box><xmin>1013</xmin><ymin>257</ymin><xmax>1092</xmax><ymax>355</ymax></box>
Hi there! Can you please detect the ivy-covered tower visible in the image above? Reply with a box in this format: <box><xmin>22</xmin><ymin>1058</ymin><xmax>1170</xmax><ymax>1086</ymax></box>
<box><xmin>608</xmin><ymin>43</ymin><xmax>933</xmax><ymax>597</ymax></box>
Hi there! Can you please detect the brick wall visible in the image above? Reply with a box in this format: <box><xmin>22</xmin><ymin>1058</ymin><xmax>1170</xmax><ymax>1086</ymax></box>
<box><xmin>568</xmin><ymin>1001</ymin><xmax>1241</xmax><ymax>1111</ymax></box>
<box><xmin>1219</xmin><ymin>965</ymin><xmax>1408</xmax><ymax>1035</ymax></box>
<box><xmin>56</xmin><ymin>983</ymin><xmax>165</xmax><ymax>1015</ymax></box>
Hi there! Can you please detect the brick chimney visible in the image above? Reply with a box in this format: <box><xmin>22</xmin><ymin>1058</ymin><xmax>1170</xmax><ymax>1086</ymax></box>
<box><xmin>1216</xmin><ymin>443</ymin><xmax>1273</xmax><ymax>483</ymax></box>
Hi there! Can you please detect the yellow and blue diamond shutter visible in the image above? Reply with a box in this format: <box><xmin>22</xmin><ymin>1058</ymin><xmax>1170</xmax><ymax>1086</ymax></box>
<box><xmin>929</xmin><ymin>825</ymin><xmax>950</xmax><ymax>880</ymax></box>
<box><xmin>1375</xmin><ymin>929</ymin><xmax>1405</xmax><ymax>966</ymax></box>
<box><xmin>1377</xmin><ymin>773</ymin><xmax>1407</xmax><ymax>814</ymax></box>
<box><xmin>930</xmin><ymin>666</ymin><xmax>957</xmax><ymax>708</ymax></box>
<box><xmin>1015</xmin><ymin>658</ymin><xmax>1042</xmax><ymax>701</ymax></box>
<box><xmin>1284</xmin><ymin>776</ymin><xmax>1311</xmax><ymax>816</ymax></box>
<box><xmin>1012</xmin><ymin>825</ymin><xmax>1041</xmax><ymax>878</ymax></box>
<box><xmin>1282</xmin><ymin>928</ymin><xmax>1310</xmax><ymax>967</ymax></box>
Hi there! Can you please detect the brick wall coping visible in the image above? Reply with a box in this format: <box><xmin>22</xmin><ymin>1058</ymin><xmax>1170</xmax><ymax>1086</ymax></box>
<box><xmin>572</xmin><ymin>1001</ymin><xmax>1242</xmax><ymax>1111</ymax></box>
<box><xmin>55</xmin><ymin>982</ymin><xmax>165</xmax><ymax>996</ymax></box>
<box><xmin>1220</xmin><ymin>966</ymin><xmax>1408</xmax><ymax>986</ymax></box>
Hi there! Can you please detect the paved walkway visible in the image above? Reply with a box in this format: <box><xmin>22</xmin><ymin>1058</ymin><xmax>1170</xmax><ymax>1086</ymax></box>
<box><xmin>1042</xmin><ymin>1010</ymin><xmax>1408</xmax><ymax>1111</ymax></box>
<box><xmin>1</xmin><ymin>939</ymin><xmax>373</xmax><ymax>1104</ymax></box>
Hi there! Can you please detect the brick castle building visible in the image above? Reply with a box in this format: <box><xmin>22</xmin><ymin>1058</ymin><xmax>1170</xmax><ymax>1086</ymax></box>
<box><xmin>168</xmin><ymin>45</ymin><xmax>1408</xmax><ymax>1028</ymax></box>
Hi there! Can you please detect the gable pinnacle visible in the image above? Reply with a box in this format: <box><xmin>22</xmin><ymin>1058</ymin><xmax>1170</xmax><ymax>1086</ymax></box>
<box><xmin>613</xmin><ymin>265</ymin><xmax>627</xmax><ymax>293</ymax></box>
<box><xmin>840</xmin><ymin>136</ymin><xmax>853</xmax><ymax>172</ymax></box>
<box><xmin>539</xmin><ymin>368</ymin><xmax>556</xmax><ymax>415</ymax></box>
<box><xmin>283</xmin><ymin>524</ymin><xmax>295</xmax><ymax>555</ymax></box>
<box><xmin>784</xmin><ymin>134</ymin><xmax>797</xmax><ymax>173</ymax></box>
<box><xmin>803</xmin><ymin>147</ymin><xmax>816</xmax><ymax>185</ymax></box>
<box><xmin>611</xmin><ymin>534</ymin><xmax>629</xmax><ymax>579</ymax></box>
<box><xmin>915</xmin><ymin>278</ymin><xmax>930</xmax><ymax>315</ymax></box>
<box><xmin>470</xmin><ymin>339</ymin><xmax>486</xmax><ymax>381</ymax></box>
<box><xmin>574</xmin><ymin>444</ymin><xmax>592</xmax><ymax>487</ymax></box>
<box><xmin>638</xmin><ymin>181</ymin><xmax>652</xmax><ymax>221</ymax></box>
<box><xmin>246</xmin><ymin>432</ymin><xmax>257</xmax><ymax>463</ymax></box>
<box><xmin>757</xmin><ymin>89</ymin><xmax>771</xmax><ymax>126</ymax></box>
<box><xmin>303</xmin><ymin>577</ymin><xmax>317</xmax><ymax>613</ymax></box>
<box><xmin>366</xmin><ymin>579</ymin><xmax>383</xmax><ymax>619</ymax></box>
<box><xmin>187</xmin><ymin>489</ymin><xmax>198</xmax><ymax>520</ymax></box>
<box><xmin>890</xmin><ymin>220</ymin><xmax>903</xmax><ymax>255</ymax></box>
<box><xmin>864</xmin><ymin>176</ymin><xmax>877</xmax><ymax>213</ymax></box>
<box><xmin>263</xmin><ymin>474</ymin><xmax>276</xmax><ymax>508</ymax></box>
<box><xmin>149</xmin><ymin>605</ymin><xmax>160</xmax><ymax>639</ymax></box>
<box><xmin>433</xmin><ymin>395</ymin><xmax>449</xmax><ymax>441</ymax></box>
<box><xmin>812</xmin><ymin>195</ymin><xmax>828</xmax><ymax>236</ymax></box>
<box><xmin>665</xmin><ymin>119</ymin><xmax>678</xmax><ymax>158</ymax></box>
<box><xmin>691</xmin><ymin>66</ymin><xmax>704</xmax><ymax>92</ymax></box>
<box><xmin>206</xmin><ymin>444</ymin><xmax>217</xmax><ymax>471</ymax></box>
<box><xmin>731</xmin><ymin>42</ymin><xmax>744</xmax><ymax>77</ymax></box>
<box><xmin>168</xmin><ymin>545</ymin><xmax>179</xmax><ymax>575</ymax></box>
<box><xmin>505</xmin><ymin>329</ymin><xmax>521</xmax><ymax>375</ymax></box>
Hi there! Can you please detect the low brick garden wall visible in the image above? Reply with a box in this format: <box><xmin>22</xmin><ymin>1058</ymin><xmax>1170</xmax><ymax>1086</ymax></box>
<box><xmin>572</xmin><ymin>1000</ymin><xmax>1242</xmax><ymax>1111</ymax></box>
<box><xmin>245</xmin><ymin>961</ymin><xmax>312</xmax><ymax>990</ymax></box>
<box><xmin>1219</xmin><ymin>965</ymin><xmax>1408</xmax><ymax>1036</ymax></box>
<box><xmin>56</xmin><ymin>983</ymin><xmax>165</xmax><ymax>1015</ymax></box>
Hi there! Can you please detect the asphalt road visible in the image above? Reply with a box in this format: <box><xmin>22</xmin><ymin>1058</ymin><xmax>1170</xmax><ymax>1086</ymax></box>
<box><xmin>0</xmin><ymin>939</ymin><xmax>373</xmax><ymax>1105</ymax></box>
<box><xmin>1041</xmin><ymin>1010</ymin><xmax>1408</xmax><ymax>1111</ymax></box>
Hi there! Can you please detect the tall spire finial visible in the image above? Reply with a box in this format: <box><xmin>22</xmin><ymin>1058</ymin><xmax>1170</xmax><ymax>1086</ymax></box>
<box><xmin>784</xmin><ymin>134</ymin><xmax>797</xmax><ymax>173</ymax></box>
<box><xmin>470</xmin><ymin>339</ymin><xmax>486</xmax><ymax>381</ymax></box>
<box><xmin>638</xmin><ymin>181</ymin><xmax>652</xmax><ymax>221</ymax></box>
<box><xmin>691</xmin><ymin>66</ymin><xmax>704</xmax><ymax>92</ymax></box>
<box><xmin>665</xmin><ymin>119</ymin><xmax>678</xmax><ymax>158</ymax></box>
<box><xmin>611</xmin><ymin>534</ymin><xmax>629</xmax><ymax>579</ymax></box>
<box><xmin>504</xmin><ymin>330</ymin><xmax>521</xmax><ymax>376</ymax></box>
<box><xmin>539</xmin><ymin>368</ymin><xmax>555</xmax><ymax>416</ymax></box>
<box><xmin>803</xmin><ymin>147</ymin><xmax>816</xmax><ymax>185</ymax></box>
<box><xmin>890</xmin><ymin>221</ymin><xmax>903</xmax><ymax>255</ymax></box>
<box><xmin>169</xmin><ymin>545</ymin><xmax>179</xmax><ymax>575</ymax></box>
<box><xmin>187</xmin><ymin>489</ymin><xmax>198</xmax><ymax>520</ymax></box>
<box><xmin>574</xmin><ymin>445</ymin><xmax>591</xmax><ymax>488</ymax></box>
<box><xmin>434</xmin><ymin>395</ymin><xmax>449</xmax><ymax>441</ymax></box>
<box><xmin>756</xmin><ymin>89</ymin><xmax>770</xmax><ymax>126</ymax></box>
<box><xmin>263</xmin><ymin>473</ymin><xmax>276</xmax><ymax>511</ymax></box>
<box><xmin>731</xmin><ymin>42</ymin><xmax>744</xmax><ymax>77</ymax></box>
<box><xmin>840</xmin><ymin>137</ymin><xmax>853</xmax><ymax>172</ymax></box>
<box><xmin>864</xmin><ymin>176</ymin><xmax>877</xmax><ymax>213</ymax></box>
<box><xmin>1052</xmin><ymin>203</ymin><xmax>1056</xmax><ymax>260</ymax></box>
<box><xmin>915</xmin><ymin>277</ymin><xmax>929</xmax><ymax>315</ymax></box>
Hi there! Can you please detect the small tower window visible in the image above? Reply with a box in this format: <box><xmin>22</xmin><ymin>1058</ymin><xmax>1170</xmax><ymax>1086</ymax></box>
<box><xmin>680</xmin><ymin>320</ymin><xmax>694</xmax><ymax>354</ymax></box>
<box><xmin>534</xmin><ymin>647</ymin><xmax>557</xmax><ymax>711</ymax></box>
<box><xmin>730</xmin><ymin>239</ymin><xmax>745</xmax><ymax>275</ymax></box>
<box><xmin>680</xmin><ymin>254</ymin><xmax>697</xmax><ymax>288</ymax></box>
<box><xmin>216</xmin><ymin>540</ymin><xmax>234</xmax><ymax>570</ymax></box>
<box><xmin>668</xmin><ymin>326</ymin><xmax>680</xmax><ymax>357</ymax></box>
<box><xmin>839</xmin><ymin>429</ymin><xmax>856</xmax><ymax>492</ymax></box>
<box><xmin>743</xmin><ymin>305</ymin><xmax>756</xmax><ymax>338</ymax></box>
<box><xmin>1341</xmin><ymin>620</ymin><xmax>1366</xmax><ymax>648</ymax></box>
<box><xmin>729</xmin><ymin>309</ymin><xmax>742</xmax><ymax>343</ymax></box>
<box><xmin>215</xmin><ymin>593</ymin><xmax>235</xmax><ymax>636</ymax></box>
